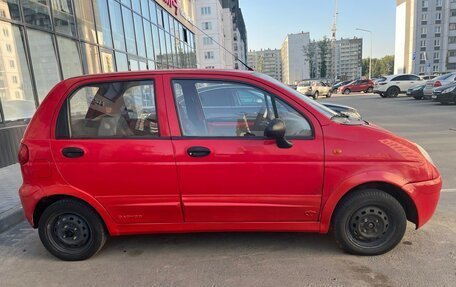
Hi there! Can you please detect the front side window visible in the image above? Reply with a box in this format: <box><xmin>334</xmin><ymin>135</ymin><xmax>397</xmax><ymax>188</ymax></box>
<box><xmin>62</xmin><ymin>81</ymin><xmax>158</xmax><ymax>138</ymax></box>
<box><xmin>172</xmin><ymin>80</ymin><xmax>312</xmax><ymax>138</ymax></box>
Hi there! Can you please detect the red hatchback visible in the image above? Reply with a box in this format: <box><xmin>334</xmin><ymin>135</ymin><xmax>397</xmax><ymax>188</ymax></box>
<box><xmin>18</xmin><ymin>70</ymin><xmax>441</xmax><ymax>261</ymax></box>
<box><xmin>338</xmin><ymin>79</ymin><xmax>374</xmax><ymax>94</ymax></box>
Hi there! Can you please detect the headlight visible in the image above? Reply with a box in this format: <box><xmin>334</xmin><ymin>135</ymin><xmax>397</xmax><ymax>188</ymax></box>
<box><xmin>442</xmin><ymin>86</ymin><xmax>456</xmax><ymax>94</ymax></box>
<box><xmin>415</xmin><ymin>144</ymin><xmax>434</xmax><ymax>164</ymax></box>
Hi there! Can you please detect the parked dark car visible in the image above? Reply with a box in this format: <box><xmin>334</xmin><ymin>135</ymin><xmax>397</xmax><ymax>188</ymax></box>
<box><xmin>330</xmin><ymin>81</ymin><xmax>351</xmax><ymax>94</ymax></box>
<box><xmin>431</xmin><ymin>82</ymin><xmax>456</xmax><ymax>104</ymax></box>
<box><xmin>406</xmin><ymin>84</ymin><xmax>426</xmax><ymax>100</ymax></box>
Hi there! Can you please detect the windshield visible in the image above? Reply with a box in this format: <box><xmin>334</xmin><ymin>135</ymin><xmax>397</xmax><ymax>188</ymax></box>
<box><xmin>298</xmin><ymin>81</ymin><xmax>311</xmax><ymax>87</ymax></box>
<box><xmin>433</xmin><ymin>73</ymin><xmax>454</xmax><ymax>81</ymax></box>
<box><xmin>253</xmin><ymin>73</ymin><xmax>337</xmax><ymax>119</ymax></box>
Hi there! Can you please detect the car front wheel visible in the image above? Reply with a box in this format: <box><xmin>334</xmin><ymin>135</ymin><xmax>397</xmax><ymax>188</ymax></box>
<box><xmin>366</xmin><ymin>87</ymin><xmax>373</xmax><ymax>93</ymax></box>
<box><xmin>38</xmin><ymin>199</ymin><xmax>108</xmax><ymax>261</ymax></box>
<box><xmin>344</xmin><ymin>89</ymin><xmax>351</xmax><ymax>95</ymax></box>
<box><xmin>332</xmin><ymin>189</ymin><xmax>407</xmax><ymax>256</ymax></box>
<box><xmin>386</xmin><ymin>87</ymin><xmax>400</xmax><ymax>97</ymax></box>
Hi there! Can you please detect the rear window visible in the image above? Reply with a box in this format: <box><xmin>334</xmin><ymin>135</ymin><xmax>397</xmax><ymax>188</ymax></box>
<box><xmin>56</xmin><ymin>80</ymin><xmax>158</xmax><ymax>139</ymax></box>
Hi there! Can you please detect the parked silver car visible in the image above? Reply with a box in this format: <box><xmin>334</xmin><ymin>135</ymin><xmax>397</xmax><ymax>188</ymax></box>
<box><xmin>423</xmin><ymin>72</ymin><xmax>456</xmax><ymax>99</ymax></box>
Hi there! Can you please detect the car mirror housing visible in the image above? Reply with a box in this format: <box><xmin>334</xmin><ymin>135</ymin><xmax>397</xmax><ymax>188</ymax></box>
<box><xmin>264</xmin><ymin>119</ymin><xmax>293</xmax><ymax>149</ymax></box>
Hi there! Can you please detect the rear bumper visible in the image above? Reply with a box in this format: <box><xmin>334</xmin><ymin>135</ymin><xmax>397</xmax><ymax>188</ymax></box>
<box><xmin>18</xmin><ymin>184</ymin><xmax>42</xmax><ymax>227</ymax></box>
<box><xmin>432</xmin><ymin>92</ymin><xmax>455</xmax><ymax>102</ymax></box>
<box><xmin>402</xmin><ymin>176</ymin><xmax>442</xmax><ymax>229</ymax></box>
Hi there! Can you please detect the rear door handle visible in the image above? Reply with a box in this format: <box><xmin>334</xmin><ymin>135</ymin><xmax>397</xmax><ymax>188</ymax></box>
<box><xmin>62</xmin><ymin>147</ymin><xmax>85</xmax><ymax>158</ymax></box>
<box><xmin>187</xmin><ymin>146</ymin><xmax>211</xmax><ymax>158</ymax></box>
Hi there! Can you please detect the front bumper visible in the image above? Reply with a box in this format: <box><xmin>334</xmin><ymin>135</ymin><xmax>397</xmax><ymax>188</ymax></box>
<box><xmin>402</xmin><ymin>176</ymin><xmax>442</xmax><ymax>229</ymax></box>
<box><xmin>431</xmin><ymin>92</ymin><xmax>456</xmax><ymax>103</ymax></box>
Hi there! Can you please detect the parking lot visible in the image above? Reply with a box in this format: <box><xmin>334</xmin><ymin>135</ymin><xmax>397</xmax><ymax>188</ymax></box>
<box><xmin>0</xmin><ymin>93</ymin><xmax>455</xmax><ymax>287</ymax></box>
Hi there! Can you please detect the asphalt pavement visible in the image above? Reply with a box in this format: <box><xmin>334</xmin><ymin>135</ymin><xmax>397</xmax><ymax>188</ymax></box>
<box><xmin>0</xmin><ymin>94</ymin><xmax>455</xmax><ymax>287</ymax></box>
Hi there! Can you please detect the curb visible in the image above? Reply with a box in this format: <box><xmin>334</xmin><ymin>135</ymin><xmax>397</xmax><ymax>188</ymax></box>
<box><xmin>0</xmin><ymin>205</ymin><xmax>25</xmax><ymax>233</ymax></box>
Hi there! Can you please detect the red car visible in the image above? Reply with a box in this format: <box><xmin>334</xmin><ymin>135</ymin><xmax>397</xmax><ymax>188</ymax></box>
<box><xmin>338</xmin><ymin>79</ymin><xmax>374</xmax><ymax>94</ymax></box>
<box><xmin>18</xmin><ymin>70</ymin><xmax>441</xmax><ymax>261</ymax></box>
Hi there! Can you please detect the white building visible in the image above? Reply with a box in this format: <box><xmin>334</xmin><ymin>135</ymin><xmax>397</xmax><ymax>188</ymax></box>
<box><xmin>395</xmin><ymin>0</ymin><xmax>456</xmax><ymax>75</ymax></box>
<box><xmin>195</xmin><ymin>0</ymin><xmax>229</xmax><ymax>69</ymax></box>
<box><xmin>281</xmin><ymin>32</ymin><xmax>310</xmax><ymax>85</ymax></box>
<box><xmin>248</xmin><ymin>49</ymin><xmax>282</xmax><ymax>81</ymax></box>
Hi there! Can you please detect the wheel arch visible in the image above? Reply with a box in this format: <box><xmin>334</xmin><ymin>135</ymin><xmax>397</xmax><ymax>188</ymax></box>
<box><xmin>32</xmin><ymin>187</ymin><xmax>119</xmax><ymax>235</ymax></box>
<box><xmin>320</xmin><ymin>175</ymin><xmax>418</xmax><ymax>234</ymax></box>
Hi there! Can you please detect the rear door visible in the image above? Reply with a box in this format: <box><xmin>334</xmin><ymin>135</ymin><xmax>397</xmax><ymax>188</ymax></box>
<box><xmin>164</xmin><ymin>75</ymin><xmax>324</xmax><ymax>223</ymax></box>
<box><xmin>50</xmin><ymin>75</ymin><xmax>182</xmax><ymax>225</ymax></box>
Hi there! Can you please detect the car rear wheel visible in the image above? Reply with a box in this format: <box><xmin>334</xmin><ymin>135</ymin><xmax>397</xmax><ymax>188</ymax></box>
<box><xmin>314</xmin><ymin>91</ymin><xmax>319</xmax><ymax>99</ymax></box>
<box><xmin>326</xmin><ymin>92</ymin><xmax>332</xmax><ymax>98</ymax></box>
<box><xmin>379</xmin><ymin>93</ymin><xmax>387</xmax><ymax>98</ymax></box>
<box><xmin>366</xmin><ymin>87</ymin><xmax>373</xmax><ymax>93</ymax></box>
<box><xmin>344</xmin><ymin>89</ymin><xmax>351</xmax><ymax>95</ymax></box>
<box><xmin>38</xmin><ymin>199</ymin><xmax>107</xmax><ymax>261</ymax></box>
<box><xmin>332</xmin><ymin>189</ymin><xmax>407</xmax><ymax>256</ymax></box>
<box><xmin>414</xmin><ymin>96</ymin><xmax>423</xmax><ymax>100</ymax></box>
<box><xmin>386</xmin><ymin>87</ymin><xmax>400</xmax><ymax>98</ymax></box>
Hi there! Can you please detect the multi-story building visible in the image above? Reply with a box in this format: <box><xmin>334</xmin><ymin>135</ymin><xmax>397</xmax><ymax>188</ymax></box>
<box><xmin>0</xmin><ymin>0</ymin><xmax>197</xmax><ymax>169</ymax></box>
<box><xmin>334</xmin><ymin>37</ymin><xmax>363</xmax><ymax>80</ymax></box>
<box><xmin>281</xmin><ymin>32</ymin><xmax>310</xmax><ymax>85</ymax></box>
<box><xmin>247</xmin><ymin>49</ymin><xmax>282</xmax><ymax>81</ymax></box>
<box><xmin>194</xmin><ymin>0</ymin><xmax>229</xmax><ymax>69</ymax></box>
<box><xmin>195</xmin><ymin>0</ymin><xmax>247</xmax><ymax>70</ymax></box>
<box><xmin>395</xmin><ymin>0</ymin><xmax>456</xmax><ymax>75</ymax></box>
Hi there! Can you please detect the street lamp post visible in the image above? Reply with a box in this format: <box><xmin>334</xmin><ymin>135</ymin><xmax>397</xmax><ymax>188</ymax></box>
<box><xmin>356</xmin><ymin>28</ymin><xmax>373</xmax><ymax>79</ymax></box>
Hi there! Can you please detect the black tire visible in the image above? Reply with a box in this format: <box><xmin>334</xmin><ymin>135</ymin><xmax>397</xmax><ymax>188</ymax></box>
<box><xmin>344</xmin><ymin>89</ymin><xmax>351</xmax><ymax>95</ymax></box>
<box><xmin>413</xmin><ymin>96</ymin><xmax>423</xmax><ymax>100</ymax></box>
<box><xmin>326</xmin><ymin>92</ymin><xmax>332</xmax><ymax>98</ymax></box>
<box><xmin>314</xmin><ymin>91</ymin><xmax>319</xmax><ymax>99</ymax></box>
<box><xmin>386</xmin><ymin>87</ymin><xmax>400</xmax><ymax>98</ymax></box>
<box><xmin>366</xmin><ymin>87</ymin><xmax>374</xmax><ymax>93</ymax></box>
<box><xmin>38</xmin><ymin>199</ymin><xmax>108</xmax><ymax>261</ymax></box>
<box><xmin>332</xmin><ymin>189</ymin><xmax>407</xmax><ymax>256</ymax></box>
<box><xmin>379</xmin><ymin>93</ymin><xmax>387</xmax><ymax>98</ymax></box>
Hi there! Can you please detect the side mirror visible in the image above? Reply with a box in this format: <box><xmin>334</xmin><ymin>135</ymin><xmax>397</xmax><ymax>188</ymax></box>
<box><xmin>264</xmin><ymin>119</ymin><xmax>293</xmax><ymax>149</ymax></box>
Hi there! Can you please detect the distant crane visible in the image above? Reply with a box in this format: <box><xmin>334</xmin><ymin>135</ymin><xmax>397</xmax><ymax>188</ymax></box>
<box><xmin>331</xmin><ymin>0</ymin><xmax>339</xmax><ymax>42</ymax></box>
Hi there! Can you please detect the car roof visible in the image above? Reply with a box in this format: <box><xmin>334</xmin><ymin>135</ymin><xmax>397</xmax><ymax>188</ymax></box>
<box><xmin>61</xmin><ymin>69</ymin><xmax>256</xmax><ymax>85</ymax></box>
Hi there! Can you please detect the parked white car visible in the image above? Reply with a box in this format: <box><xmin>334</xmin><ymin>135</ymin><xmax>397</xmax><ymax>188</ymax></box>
<box><xmin>423</xmin><ymin>72</ymin><xmax>456</xmax><ymax>99</ymax></box>
<box><xmin>374</xmin><ymin>74</ymin><xmax>423</xmax><ymax>98</ymax></box>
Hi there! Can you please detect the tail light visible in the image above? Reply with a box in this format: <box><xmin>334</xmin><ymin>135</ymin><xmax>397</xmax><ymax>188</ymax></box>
<box><xmin>434</xmin><ymin>81</ymin><xmax>442</xmax><ymax>87</ymax></box>
<box><xmin>18</xmin><ymin>143</ymin><xmax>29</xmax><ymax>165</ymax></box>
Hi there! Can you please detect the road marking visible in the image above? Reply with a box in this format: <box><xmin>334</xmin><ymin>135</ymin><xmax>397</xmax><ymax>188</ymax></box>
<box><xmin>442</xmin><ymin>189</ymin><xmax>456</xmax><ymax>193</ymax></box>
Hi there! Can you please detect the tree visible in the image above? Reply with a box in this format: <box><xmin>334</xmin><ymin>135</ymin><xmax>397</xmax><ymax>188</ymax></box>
<box><xmin>362</xmin><ymin>55</ymin><xmax>395</xmax><ymax>78</ymax></box>
<box><xmin>318</xmin><ymin>37</ymin><xmax>330</xmax><ymax>78</ymax></box>
<box><xmin>304</xmin><ymin>41</ymin><xmax>317</xmax><ymax>79</ymax></box>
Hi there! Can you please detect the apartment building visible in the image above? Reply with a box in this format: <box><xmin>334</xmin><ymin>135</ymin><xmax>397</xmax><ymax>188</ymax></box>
<box><xmin>395</xmin><ymin>0</ymin><xmax>456</xmax><ymax>75</ymax></box>
<box><xmin>335</xmin><ymin>37</ymin><xmax>363</xmax><ymax>80</ymax></box>
<box><xmin>195</xmin><ymin>0</ymin><xmax>248</xmax><ymax>69</ymax></box>
<box><xmin>247</xmin><ymin>49</ymin><xmax>282</xmax><ymax>81</ymax></box>
<box><xmin>281</xmin><ymin>32</ymin><xmax>311</xmax><ymax>85</ymax></box>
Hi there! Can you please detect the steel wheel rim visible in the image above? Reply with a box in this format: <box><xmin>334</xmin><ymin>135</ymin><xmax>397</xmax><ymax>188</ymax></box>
<box><xmin>47</xmin><ymin>213</ymin><xmax>92</xmax><ymax>254</ymax></box>
<box><xmin>346</xmin><ymin>206</ymin><xmax>393</xmax><ymax>248</ymax></box>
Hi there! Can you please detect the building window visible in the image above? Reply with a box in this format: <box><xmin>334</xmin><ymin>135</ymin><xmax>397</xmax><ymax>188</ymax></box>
<box><xmin>450</xmin><ymin>23</ymin><xmax>456</xmax><ymax>30</ymax></box>
<box><xmin>435</xmin><ymin>39</ymin><xmax>441</xmax><ymax>47</ymax></box>
<box><xmin>433</xmin><ymin>65</ymin><xmax>439</xmax><ymax>72</ymax></box>
<box><xmin>109</xmin><ymin>0</ymin><xmax>126</xmax><ymax>51</ymax></box>
<box><xmin>5</xmin><ymin>44</ymin><xmax>12</xmax><ymax>53</ymax></box>
<box><xmin>12</xmin><ymin>76</ymin><xmax>18</xmax><ymax>84</ymax></box>
<box><xmin>202</xmin><ymin>21</ymin><xmax>212</xmax><ymax>30</ymax></box>
<box><xmin>421</xmin><ymin>27</ymin><xmax>427</xmax><ymax>34</ymax></box>
<box><xmin>201</xmin><ymin>7</ymin><xmax>211</xmax><ymax>15</ymax></box>
<box><xmin>435</xmin><ymin>26</ymin><xmax>441</xmax><ymax>33</ymax></box>
<box><xmin>204</xmin><ymin>51</ymin><xmax>214</xmax><ymax>59</ymax></box>
<box><xmin>436</xmin><ymin>0</ymin><xmax>442</xmax><ymax>7</ymax></box>
<box><xmin>94</xmin><ymin>0</ymin><xmax>113</xmax><ymax>48</ymax></box>
<box><xmin>57</xmin><ymin>36</ymin><xmax>83</xmax><ymax>79</ymax></box>
<box><xmin>74</xmin><ymin>0</ymin><xmax>97</xmax><ymax>43</ymax></box>
<box><xmin>449</xmin><ymin>50</ymin><xmax>456</xmax><ymax>57</ymax></box>
<box><xmin>21</xmin><ymin>0</ymin><xmax>52</xmax><ymax>30</ymax></box>
<box><xmin>419</xmin><ymin>66</ymin><xmax>425</xmax><ymax>74</ymax></box>
<box><xmin>2</xmin><ymin>28</ymin><xmax>9</xmax><ymax>37</ymax></box>
<box><xmin>203</xmin><ymin>37</ymin><xmax>213</xmax><ymax>45</ymax></box>
<box><xmin>450</xmin><ymin>37</ymin><xmax>456</xmax><ymax>44</ymax></box>
<box><xmin>420</xmin><ymin>40</ymin><xmax>426</xmax><ymax>47</ymax></box>
<box><xmin>122</xmin><ymin>7</ymin><xmax>137</xmax><ymax>55</ymax></box>
<box><xmin>436</xmin><ymin>13</ymin><xmax>441</xmax><ymax>20</ymax></box>
<box><xmin>420</xmin><ymin>52</ymin><xmax>426</xmax><ymax>60</ymax></box>
<box><xmin>434</xmin><ymin>52</ymin><xmax>440</xmax><ymax>60</ymax></box>
<box><xmin>9</xmin><ymin>60</ymin><xmax>14</xmax><ymax>68</ymax></box>
<box><xmin>451</xmin><ymin>10</ymin><xmax>456</xmax><ymax>17</ymax></box>
<box><xmin>52</xmin><ymin>0</ymin><xmax>76</xmax><ymax>37</ymax></box>
<box><xmin>422</xmin><ymin>13</ymin><xmax>427</xmax><ymax>21</ymax></box>
<box><xmin>422</xmin><ymin>0</ymin><xmax>428</xmax><ymax>8</ymax></box>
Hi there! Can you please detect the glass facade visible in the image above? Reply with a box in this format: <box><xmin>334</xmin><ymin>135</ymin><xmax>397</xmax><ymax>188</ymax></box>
<box><xmin>0</xmin><ymin>0</ymin><xmax>196</xmax><ymax>126</ymax></box>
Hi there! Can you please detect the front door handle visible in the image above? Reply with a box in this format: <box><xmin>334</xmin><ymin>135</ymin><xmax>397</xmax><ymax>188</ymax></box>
<box><xmin>187</xmin><ymin>146</ymin><xmax>211</xmax><ymax>158</ymax></box>
<box><xmin>62</xmin><ymin>147</ymin><xmax>85</xmax><ymax>158</ymax></box>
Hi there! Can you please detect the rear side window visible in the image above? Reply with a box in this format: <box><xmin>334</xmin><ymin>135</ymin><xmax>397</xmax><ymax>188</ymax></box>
<box><xmin>57</xmin><ymin>81</ymin><xmax>158</xmax><ymax>138</ymax></box>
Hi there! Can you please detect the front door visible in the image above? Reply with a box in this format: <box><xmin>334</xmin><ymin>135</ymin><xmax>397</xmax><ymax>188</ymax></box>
<box><xmin>50</xmin><ymin>76</ymin><xmax>182</xmax><ymax>225</ymax></box>
<box><xmin>164</xmin><ymin>76</ymin><xmax>324</xmax><ymax>223</ymax></box>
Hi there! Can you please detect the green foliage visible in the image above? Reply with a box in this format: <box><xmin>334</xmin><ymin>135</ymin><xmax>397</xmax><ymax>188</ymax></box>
<box><xmin>304</xmin><ymin>41</ymin><xmax>317</xmax><ymax>79</ymax></box>
<box><xmin>318</xmin><ymin>37</ymin><xmax>330</xmax><ymax>78</ymax></box>
<box><xmin>362</xmin><ymin>55</ymin><xmax>394</xmax><ymax>78</ymax></box>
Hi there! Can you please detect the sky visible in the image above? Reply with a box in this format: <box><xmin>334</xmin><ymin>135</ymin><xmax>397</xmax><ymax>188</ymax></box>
<box><xmin>240</xmin><ymin>0</ymin><xmax>396</xmax><ymax>59</ymax></box>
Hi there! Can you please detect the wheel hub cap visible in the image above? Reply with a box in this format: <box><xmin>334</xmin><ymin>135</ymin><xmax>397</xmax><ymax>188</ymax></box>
<box><xmin>53</xmin><ymin>214</ymin><xmax>90</xmax><ymax>247</ymax></box>
<box><xmin>349</xmin><ymin>206</ymin><xmax>389</xmax><ymax>242</ymax></box>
